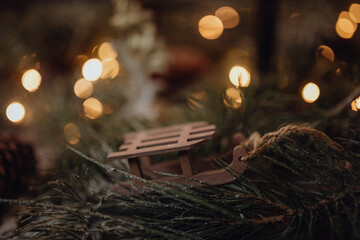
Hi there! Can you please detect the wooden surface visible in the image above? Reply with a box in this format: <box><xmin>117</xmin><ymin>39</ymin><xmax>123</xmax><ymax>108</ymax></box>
<box><xmin>112</xmin><ymin>145</ymin><xmax>248</xmax><ymax>194</ymax></box>
<box><xmin>107</xmin><ymin>121</ymin><xmax>215</xmax><ymax>160</ymax></box>
<box><xmin>107</xmin><ymin>122</ymin><xmax>248</xmax><ymax>189</ymax></box>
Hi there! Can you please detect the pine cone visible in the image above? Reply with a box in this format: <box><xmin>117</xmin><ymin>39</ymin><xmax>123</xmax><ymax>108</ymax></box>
<box><xmin>0</xmin><ymin>136</ymin><xmax>36</xmax><ymax>198</ymax></box>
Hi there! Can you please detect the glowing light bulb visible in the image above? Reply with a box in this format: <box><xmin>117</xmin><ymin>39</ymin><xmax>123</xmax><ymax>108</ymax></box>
<box><xmin>21</xmin><ymin>69</ymin><xmax>41</xmax><ymax>92</ymax></box>
<box><xmin>302</xmin><ymin>82</ymin><xmax>320</xmax><ymax>103</ymax></box>
<box><xmin>98</xmin><ymin>42</ymin><xmax>118</xmax><ymax>60</ymax></box>
<box><xmin>82</xmin><ymin>58</ymin><xmax>102</xmax><ymax>81</ymax></box>
<box><xmin>74</xmin><ymin>78</ymin><xmax>94</xmax><ymax>99</ymax></box>
<box><xmin>64</xmin><ymin>123</ymin><xmax>81</xmax><ymax>145</ymax></box>
<box><xmin>198</xmin><ymin>15</ymin><xmax>224</xmax><ymax>40</ymax></box>
<box><xmin>229</xmin><ymin>65</ymin><xmax>251</xmax><ymax>87</ymax></box>
<box><xmin>349</xmin><ymin>3</ymin><xmax>360</xmax><ymax>23</ymax></box>
<box><xmin>6</xmin><ymin>102</ymin><xmax>25</xmax><ymax>123</ymax></box>
<box><xmin>223</xmin><ymin>88</ymin><xmax>242</xmax><ymax>109</ymax></box>
<box><xmin>215</xmin><ymin>6</ymin><xmax>240</xmax><ymax>29</ymax></box>
<box><xmin>351</xmin><ymin>96</ymin><xmax>360</xmax><ymax>111</ymax></box>
<box><xmin>83</xmin><ymin>97</ymin><xmax>103</xmax><ymax>119</ymax></box>
<box><xmin>101</xmin><ymin>58</ymin><xmax>120</xmax><ymax>79</ymax></box>
<box><xmin>335</xmin><ymin>11</ymin><xmax>357</xmax><ymax>39</ymax></box>
<box><xmin>316</xmin><ymin>45</ymin><xmax>334</xmax><ymax>62</ymax></box>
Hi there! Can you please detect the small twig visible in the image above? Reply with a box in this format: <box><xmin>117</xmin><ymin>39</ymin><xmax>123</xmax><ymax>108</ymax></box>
<box><xmin>244</xmin><ymin>187</ymin><xmax>360</xmax><ymax>225</ymax></box>
<box><xmin>325</xmin><ymin>85</ymin><xmax>360</xmax><ymax>118</ymax></box>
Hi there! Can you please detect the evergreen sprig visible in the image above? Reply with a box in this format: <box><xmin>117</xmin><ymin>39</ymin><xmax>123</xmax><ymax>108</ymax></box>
<box><xmin>1</xmin><ymin>125</ymin><xmax>360</xmax><ymax>239</ymax></box>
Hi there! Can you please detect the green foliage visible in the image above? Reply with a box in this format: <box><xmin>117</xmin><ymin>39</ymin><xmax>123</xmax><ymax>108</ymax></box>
<box><xmin>2</xmin><ymin>125</ymin><xmax>360</xmax><ymax>239</ymax></box>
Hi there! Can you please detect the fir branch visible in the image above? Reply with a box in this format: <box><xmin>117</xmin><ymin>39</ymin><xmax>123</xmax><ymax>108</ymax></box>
<box><xmin>2</xmin><ymin>126</ymin><xmax>360</xmax><ymax>239</ymax></box>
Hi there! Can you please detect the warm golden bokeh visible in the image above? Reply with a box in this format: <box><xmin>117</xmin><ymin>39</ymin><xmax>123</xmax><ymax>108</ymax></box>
<box><xmin>335</xmin><ymin>22</ymin><xmax>354</xmax><ymax>39</ymax></box>
<box><xmin>351</xmin><ymin>96</ymin><xmax>360</xmax><ymax>111</ymax></box>
<box><xmin>21</xmin><ymin>69</ymin><xmax>42</xmax><ymax>92</ymax></box>
<box><xmin>83</xmin><ymin>97</ymin><xmax>103</xmax><ymax>119</ymax></box>
<box><xmin>336</xmin><ymin>11</ymin><xmax>357</xmax><ymax>39</ymax></box>
<box><xmin>6</xmin><ymin>102</ymin><xmax>25</xmax><ymax>123</ymax></box>
<box><xmin>223</xmin><ymin>88</ymin><xmax>242</xmax><ymax>109</ymax></box>
<box><xmin>215</xmin><ymin>6</ymin><xmax>240</xmax><ymax>29</ymax></box>
<box><xmin>198</xmin><ymin>15</ymin><xmax>224</xmax><ymax>40</ymax></box>
<box><xmin>64</xmin><ymin>123</ymin><xmax>81</xmax><ymax>145</ymax></box>
<box><xmin>302</xmin><ymin>82</ymin><xmax>320</xmax><ymax>103</ymax></box>
<box><xmin>316</xmin><ymin>45</ymin><xmax>335</xmax><ymax>62</ymax></box>
<box><xmin>349</xmin><ymin>3</ymin><xmax>360</xmax><ymax>23</ymax></box>
<box><xmin>101</xmin><ymin>58</ymin><xmax>120</xmax><ymax>79</ymax></box>
<box><xmin>82</xmin><ymin>58</ymin><xmax>103</xmax><ymax>81</ymax></box>
<box><xmin>98</xmin><ymin>42</ymin><xmax>118</xmax><ymax>60</ymax></box>
<box><xmin>74</xmin><ymin>78</ymin><xmax>94</xmax><ymax>99</ymax></box>
<box><xmin>229</xmin><ymin>65</ymin><xmax>251</xmax><ymax>87</ymax></box>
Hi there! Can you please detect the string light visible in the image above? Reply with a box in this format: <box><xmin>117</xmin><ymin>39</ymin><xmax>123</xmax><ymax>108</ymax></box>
<box><xmin>302</xmin><ymin>82</ymin><xmax>320</xmax><ymax>103</ymax></box>
<box><xmin>223</xmin><ymin>88</ymin><xmax>242</xmax><ymax>109</ymax></box>
<box><xmin>83</xmin><ymin>97</ymin><xmax>103</xmax><ymax>119</ymax></box>
<box><xmin>82</xmin><ymin>58</ymin><xmax>102</xmax><ymax>81</ymax></box>
<box><xmin>21</xmin><ymin>69</ymin><xmax>42</xmax><ymax>92</ymax></box>
<box><xmin>316</xmin><ymin>45</ymin><xmax>334</xmax><ymax>62</ymax></box>
<box><xmin>229</xmin><ymin>65</ymin><xmax>251</xmax><ymax>87</ymax></box>
<box><xmin>101</xmin><ymin>58</ymin><xmax>120</xmax><ymax>79</ymax></box>
<box><xmin>74</xmin><ymin>78</ymin><xmax>94</xmax><ymax>99</ymax></box>
<box><xmin>64</xmin><ymin>123</ymin><xmax>81</xmax><ymax>145</ymax></box>
<box><xmin>335</xmin><ymin>11</ymin><xmax>357</xmax><ymax>39</ymax></box>
<box><xmin>98</xmin><ymin>42</ymin><xmax>118</xmax><ymax>60</ymax></box>
<box><xmin>198</xmin><ymin>15</ymin><xmax>224</xmax><ymax>40</ymax></box>
<box><xmin>351</xmin><ymin>96</ymin><xmax>360</xmax><ymax>111</ymax></box>
<box><xmin>6</xmin><ymin>102</ymin><xmax>25</xmax><ymax>123</ymax></box>
<box><xmin>215</xmin><ymin>6</ymin><xmax>240</xmax><ymax>29</ymax></box>
<box><xmin>349</xmin><ymin>3</ymin><xmax>360</xmax><ymax>23</ymax></box>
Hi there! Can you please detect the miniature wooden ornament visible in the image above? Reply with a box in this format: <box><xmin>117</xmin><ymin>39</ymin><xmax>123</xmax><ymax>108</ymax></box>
<box><xmin>107</xmin><ymin>121</ymin><xmax>247</xmax><ymax>188</ymax></box>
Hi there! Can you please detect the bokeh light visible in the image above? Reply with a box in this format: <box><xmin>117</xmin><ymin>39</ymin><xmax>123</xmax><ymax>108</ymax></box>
<box><xmin>351</xmin><ymin>96</ymin><xmax>360</xmax><ymax>111</ymax></box>
<box><xmin>74</xmin><ymin>78</ymin><xmax>94</xmax><ymax>99</ymax></box>
<box><xmin>223</xmin><ymin>88</ymin><xmax>242</xmax><ymax>109</ymax></box>
<box><xmin>229</xmin><ymin>65</ymin><xmax>251</xmax><ymax>87</ymax></box>
<box><xmin>101</xmin><ymin>58</ymin><xmax>120</xmax><ymax>79</ymax></box>
<box><xmin>98</xmin><ymin>42</ymin><xmax>118</xmax><ymax>60</ymax></box>
<box><xmin>83</xmin><ymin>97</ymin><xmax>103</xmax><ymax>119</ymax></box>
<box><xmin>349</xmin><ymin>3</ymin><xmax>360</xmax><ymax>23</ymax></box>
<box><xmin>64</xmin><ymin>123</ymin><xmax>81</xmax><ymax>145</ymax></box>
<box><xmin>6</xmin><ymin>102</ymin><xmax>25</xmax><ymax>123</ymax></box>
<box><xmin>302</xmin><ymin>82</ymin><xmax>320</xmax><ymax>103</ymax></box>
<box><xmin>198</xmin><ymin>15</ymin><xmax>224</xmax><ymax>40</ymax></box>
<box><xmin>82</xmin><ymin>58</ymin><xmax>102</xmax><ymax>81</ymax></box>
<box><xmin>21</xmin><ymin>69</ymin><xmax>42</xmax><ymax>92</ymax></box>
<box><xmin>215</xmin><ymin>6</ymin><xmax>240</xmax><ymax>29</ymax></box>
<box><xmin>335</xmin><ymin>11</ymin><xmax>357</xmax><ymax>39</ymax></box>
<box><xmin>316</xmin><ymin>45</ymin><xmax>334</xmax><ymax>62</ymax></box>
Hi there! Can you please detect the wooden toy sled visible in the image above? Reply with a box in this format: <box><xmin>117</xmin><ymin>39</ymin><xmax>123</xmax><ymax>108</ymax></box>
<box><xmin>107</xmin><ymin>122</ymin><xmax>247</xmax><ymax>187</ymax></box>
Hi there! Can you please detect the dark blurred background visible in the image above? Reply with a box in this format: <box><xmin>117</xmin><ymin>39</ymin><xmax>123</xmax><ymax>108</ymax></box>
<box><xmin>1</xmin><ymin>0</ymin><xmax>359</xmax><ymax>133</ymax></box>
<box><xmin>1</xmin><ymin>0</ymin><xmax>358</xmax><ymax>81</ymax></box>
